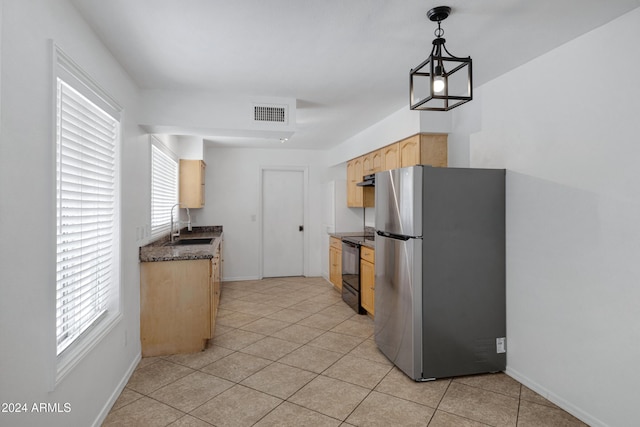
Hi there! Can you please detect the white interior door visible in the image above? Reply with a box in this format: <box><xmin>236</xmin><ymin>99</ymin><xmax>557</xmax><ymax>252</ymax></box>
<box><xmin>262</xmin><ymin>169</ymin><xmax>304</xmax><ymax>277</ymax></box>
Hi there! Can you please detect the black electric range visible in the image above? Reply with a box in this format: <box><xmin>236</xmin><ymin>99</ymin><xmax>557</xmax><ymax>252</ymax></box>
<box><xmin>341</xmin><ymin>234</ymin><xmax>374</xmax><ymax>314</ymax></box>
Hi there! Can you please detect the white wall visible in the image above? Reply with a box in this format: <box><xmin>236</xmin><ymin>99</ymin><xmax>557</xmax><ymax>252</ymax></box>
<box><xmin>3</xmin><ymin>3</ymin><xmax>636</xmax><ymax>427</ymax></box>
<box><xmin>0</xmin><ymin>1</ymin><xmax>146</xmax><ymax>426</ymax></box>
<box><xmin>327</xmin><ymin>103</ymin><xmax>453</xmax><ymax>167</ymax></box>
<box><xmin>198</xmin><ymin>145</ymin><xmax>329</xmax><ymax>280</ymax></box>
<box><xmin>139</xmin><ymin>90</ymin><xmax>296</xmax><ymax>140</ymax></box>
<box><xmin>176</xmin><ymin>135</ymin><xmax>204</xmax><ymax>160</ymax></box>
<box><xmin>326</xmin><ymin>105</ymin><xmax>421</xmax><ymax>166</ymax></box>
<box><xmin>449</xmin><ymin>8</ymin><xmax>640</xmax><ymax>427</ymax></box>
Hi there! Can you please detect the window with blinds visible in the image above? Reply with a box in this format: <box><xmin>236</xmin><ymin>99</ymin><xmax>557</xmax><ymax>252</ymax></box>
<box><xmin>151</xmin><ymin>143</ymin><xmax>178</xmax><ymax>238</ymax></box>
<box><xmin>55</xmin><ymin>77</ymin><xmax>119</xmax><ymax>357</ymax></box>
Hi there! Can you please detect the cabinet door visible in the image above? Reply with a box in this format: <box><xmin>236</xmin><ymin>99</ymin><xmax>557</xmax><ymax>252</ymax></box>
<box><xmin>419</xmin><ymin>134</ymin><xmax>448</xmax><ymax>167</ymax></box>
<box><xmin>382</xmin><ymin>143</ymin><xmax>400</xmax><ymax>171</ymax></box>
<box><xmin>209</xmin><ymin>258</ymin><xmax>215</xmax><ymax>339</ymax></box>
<box><xmin>199</xmin><ymin>160</ymin><xmax>206</xmax><ymax>205</ymax></box>
<box><xmin>400</xmin><ymin>135</ymin><xmax>421</xmax><ymax>168</ymax></box>
<box><xmin>329</xmin><ymin>244</ymin><xmax>342</xmax><ymax>290</ymax></box>
<box><xmin>210</xmin><ymin>247</ymin><xmax>221</xmax><ymax>337</ymax></box>
<box><xmin>140</xmin><ymin>259</ymin><xmax>210</xmax><ymax>356</ymax></box>
<box><xmin>214</xmin><ymin>247</ymin><xmax>221</xmax><ymax>311</ymax></box>
<box><xmin>363</xmin><ymin>153</ymin><xmax>374</xmax><ymax>175</ymax></box>
<box><xmin>371</xmin><ymin>149</ymin><xmax>383</xmax><ymax>173</ymax></box>
<box><xmin>347</xmin><ymin>157</ymin><xmax>364</xmax><ymax>207</ymax></box>
<box><xmin>180</xmin><ymin>160</ymin><xmax>206</xmax><ymax>208</ymax></box>
<box><xmin>353</xmin><ymin>157</ymin><xmax>364</xmax><ymax>205</ymax></box>
<box><xmin>360</xmin><ymin>259</ymin><xmax>375</xmax><ymax>315</ymax></box>
<box><xmin>346</xmin><ymin>159</ymin><xmax>356</xmax><ymax>207</ymax></box>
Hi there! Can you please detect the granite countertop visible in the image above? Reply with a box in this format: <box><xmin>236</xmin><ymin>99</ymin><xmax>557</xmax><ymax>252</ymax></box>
<box><xmin>139</xmin><ymin>226</ymin><xmax>223</xmax><ymax>262</ymax></box>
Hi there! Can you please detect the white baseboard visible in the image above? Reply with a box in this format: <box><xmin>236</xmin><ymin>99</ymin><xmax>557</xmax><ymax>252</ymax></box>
<box><xmin>91</xmin><ymin>353</ymin><xmax>141</xmax><ymax>427</ymax></box>
<box><xmin>505</xmin><ymin>367</ymin><xmax>606</xmax><ymax>427</ymax></box>
<box><xmin>222</xmin><ymin>275</ymin><xmax>260</xmax><ymax>282</ymax></box>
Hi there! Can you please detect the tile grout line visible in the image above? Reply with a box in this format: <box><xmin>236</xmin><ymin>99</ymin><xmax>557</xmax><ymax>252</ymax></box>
<box><xmin>426</xmin><ymin>376</ymin><xmax>451</xmax><ymax>426</ymax></box>
<box><xmin>430</xmin><ymin>408</ymin><xmax>496</xmax><ymax>427</ymax></box>
<box><xmin>184</xmin><ymin>281</ymin><xmax>353</xmax><ymax>420</ymax></box>
<box><xmin>239</xmin><ymin>283</ymin><xmax>377</xmax><ymax>424</ymax></box>
<box><xmin>449</xmin><ymin>377</ymin><xmax>522</xmax><ymax>400</ymax></box>
<box><xmin>336</xmin><ymin>355</ymin><xmax>399</xmax><ymax>425</ymax></box>
<box><xmin>182</xmin><ymin>354</ymin><xmax>281</xmax><ymax>424</ymax></box>
<box><xmin>108</xmin><ymin>278</ymin><xmax>370</xmax><ymax>425</ymax></box>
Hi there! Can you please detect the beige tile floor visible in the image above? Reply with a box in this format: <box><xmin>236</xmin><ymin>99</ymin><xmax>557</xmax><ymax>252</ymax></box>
<box><xmin>103</xmin><ymin>277</ymin><xmax>588</xmax><ymax>427</ymax></box>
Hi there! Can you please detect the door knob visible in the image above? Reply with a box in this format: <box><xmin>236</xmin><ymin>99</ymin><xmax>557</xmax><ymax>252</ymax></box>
<box><xmin>299</xmin><ymin>225</ymin><xmax>304</xmax><ymax>232</ymax></box>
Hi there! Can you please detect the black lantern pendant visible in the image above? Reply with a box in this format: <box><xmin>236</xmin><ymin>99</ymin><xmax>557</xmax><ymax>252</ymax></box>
<box><xmin>410</xmin><ymin>6</ymin><xmax>472</xmax><ymax>111</ymax></box>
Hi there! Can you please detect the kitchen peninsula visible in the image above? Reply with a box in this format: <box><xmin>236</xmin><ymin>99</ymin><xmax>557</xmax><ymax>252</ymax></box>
<box><xmin>139</xmin><ymin>226</ymin><xmax>223</xmax><ymax>357</ymax></box>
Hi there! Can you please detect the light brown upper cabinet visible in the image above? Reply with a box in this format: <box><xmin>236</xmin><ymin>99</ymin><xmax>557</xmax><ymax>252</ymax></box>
<box><xmin>362</xmin><ymin>153</ymin><xmax>373</xmax><ymax>176</ymax></box>
<box><xmin>347</xmin><ymin>157</ymin><xmax>374</xmax><ymax>208</ymax></box>
<box><xmin>382</xmin><ymin>143</ymin><xmax>400</xmax><ymax>171</ymax></box>
<box><xmin>343</xmin><ymin>133</ymin><xmax>447</xmax><ymax>208</ymax></box>
<box><xmin>346</xmin><ymin>158</ymin><xmax>361</xmax><ymax>207</ymax></box>
<box><xmin>399</xmin><ymin>134</ymin><xmax>448</xmax><ymax>168</ymax></box>
<box><xmin>372</xmin><ymin>149</ymin><xmax>383</xmax><ymax>173</ymax></box>
<box><xmin>180</xmin><ymin>159</ymin><xmax>206</xmax><ymax>208</ymax></box>
<box><xmin>363</xmin><ymin>149</ymin><xmax>383</xmax><ymax>175</ymax></box>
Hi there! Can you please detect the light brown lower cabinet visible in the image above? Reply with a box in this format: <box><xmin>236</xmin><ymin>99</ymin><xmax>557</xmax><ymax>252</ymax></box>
<box><xmin>140</xmin><ymin>246</ymin><xmax>221</xmax><ymax>357</ymax></box>
<box><xmin>329</xmin><ymin>237</ymin><xmax>342</xmax><ymax>291</ymax></box>
<box><xmin>360</xmin><ymin>246</ymin><xmax>375</xmax><ymax>316</ymax></box>
<box><xmin>210</xmin><ymin>248</ymin><xmax>221</xmax><ymax>336</ymax></box>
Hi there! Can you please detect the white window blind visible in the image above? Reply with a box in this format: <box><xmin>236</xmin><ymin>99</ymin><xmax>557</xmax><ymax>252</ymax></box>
<box><xmin>56</xmin><ymin>78</ymin><xmax>118</xmax><ymax>356</ymax></box>
<box><xmin>151</xmin><ymin>143</ymin><xmax>178</xmax><ymax>238</ymax></box>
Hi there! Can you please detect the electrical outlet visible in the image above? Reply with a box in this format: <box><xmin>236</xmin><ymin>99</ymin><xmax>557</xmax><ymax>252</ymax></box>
<box><xmin>496</xmin><ymin>337</ymin><xmax>506</xmax><ymax>353</ymax></box>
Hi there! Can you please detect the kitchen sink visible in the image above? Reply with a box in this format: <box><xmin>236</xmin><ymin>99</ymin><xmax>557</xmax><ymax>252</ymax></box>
<box><xmin>164</xmin><ymin>238</ymin><xmax>213</xmax><ymax>246</ymax></box>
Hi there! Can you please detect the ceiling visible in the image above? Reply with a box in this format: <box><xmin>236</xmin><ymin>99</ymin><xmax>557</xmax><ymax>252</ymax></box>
<box><xmin>70</xmin><ymin>0</ymin><xmax>640</xmax><ymax>150</ymax></box>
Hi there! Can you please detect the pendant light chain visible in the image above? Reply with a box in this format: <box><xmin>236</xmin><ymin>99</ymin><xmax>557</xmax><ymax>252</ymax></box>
<box><xmin>434</xmin><ymin>21</ymin><xmax>445</xmax><ymax>38</ymax></box>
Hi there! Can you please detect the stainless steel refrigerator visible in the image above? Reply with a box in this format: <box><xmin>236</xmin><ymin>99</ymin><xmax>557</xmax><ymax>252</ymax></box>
<box><xmin>374</xmin><ymin>165</ymin><xmax>506</xmax><ymax>381</ymax></box>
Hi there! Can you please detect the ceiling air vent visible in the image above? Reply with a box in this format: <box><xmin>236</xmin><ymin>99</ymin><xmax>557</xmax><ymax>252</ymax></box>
<box><xmin>253</xmin><ymin>104</ymin><xmax>287</xmax><ymax>124</ymax></box>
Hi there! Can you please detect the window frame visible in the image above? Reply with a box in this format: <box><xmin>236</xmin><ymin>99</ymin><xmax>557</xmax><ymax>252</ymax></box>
<box><xmin>150</xmin><ymin>137</ymin><xmax>179</xmax><ymax>239</ymax></box>
<box><xmin>52</xmin><ymin>44</ymin><xmax>123</xmax><ymax>387</ymax></box>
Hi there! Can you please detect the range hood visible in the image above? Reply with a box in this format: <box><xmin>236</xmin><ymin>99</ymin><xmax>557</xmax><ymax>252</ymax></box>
<box><xmin>356</xmin><ymin>174</ymin><xmax>375</xmax><ymax>187</ymax></box>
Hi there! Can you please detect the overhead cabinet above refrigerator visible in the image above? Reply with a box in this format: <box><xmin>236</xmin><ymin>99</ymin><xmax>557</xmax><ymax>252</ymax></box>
<box><xmin>345</xmin><ymin>133</ymin><xmax>448</xmax><ymax>208</ymax></box>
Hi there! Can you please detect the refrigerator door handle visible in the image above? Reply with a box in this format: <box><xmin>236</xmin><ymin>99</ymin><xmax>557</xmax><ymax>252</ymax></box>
<box><xmin>376</xmin><ymin>230</ymin><xmax>411</xmax><ymax>241</ymax></box>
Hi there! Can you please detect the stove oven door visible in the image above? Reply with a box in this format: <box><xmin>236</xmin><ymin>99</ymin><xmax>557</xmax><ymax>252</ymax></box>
<box><xmin>341</xmin><ymin>240</ymin><xmax>360</xmax><ymax>291</ymax></box>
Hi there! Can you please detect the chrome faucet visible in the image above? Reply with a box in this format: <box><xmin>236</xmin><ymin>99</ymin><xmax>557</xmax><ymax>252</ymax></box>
<box><xmin>170</xmin><ymin>203</ymin><xmax>192</xmax><ymax>242</ymax></box>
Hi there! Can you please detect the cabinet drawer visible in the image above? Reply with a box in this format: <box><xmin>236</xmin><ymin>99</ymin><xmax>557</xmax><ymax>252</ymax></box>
<box><xmin>361</xmin><ymin>246</ymin><xmax>375</xmax><ymax>263</ymax></box>
<box><xmin>330</xmin><ymin>237</ymin><xmax>342</xmax><ymax>250</ymax></box>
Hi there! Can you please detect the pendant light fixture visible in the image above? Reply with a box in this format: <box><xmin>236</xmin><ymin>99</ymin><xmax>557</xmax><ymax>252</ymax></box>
<box><xmin>410</xmin><ymin>6</ymin><xmax>472</xmax><ymax>111</ymax></box>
